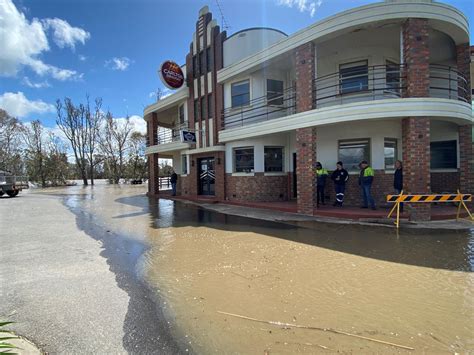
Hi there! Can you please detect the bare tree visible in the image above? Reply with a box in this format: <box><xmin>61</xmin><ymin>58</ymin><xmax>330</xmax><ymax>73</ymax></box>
<box><xmin>56</xmin><ymin>98</ymin><xmax>88</xmax><ymax>185</ymax></box>
<box><xmin>84</xmin><ymin>96</ymin><xmax>103</xmax><ymax>185</ymax></box>
<box><xmin>23</xmin><ymin>120</ymin><xmax>46</xmax><ymax>187</ymax></box>
<box><xmin>99</xmin><ymin>112</ymin><xmax>133</xmax><ymax>184</ymax></box>
<box><xmin>0</xmin><ymin>109</ymin><xmax>25</xmax><ymax>174</ymax></box>
<box><xmin>126</xmin><ymin>131</ymin><xmax>147</xmax><ymax>179</ymax></box>
<box><xmin>45</xmin><ymin>132</ymin><xmax>70</xmax><ymax>185</ymax></box>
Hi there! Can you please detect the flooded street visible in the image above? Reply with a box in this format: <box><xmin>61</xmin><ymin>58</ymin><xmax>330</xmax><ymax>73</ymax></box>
<box><xmin>30</xmin><ymin>185</ymin><xmax>474</xmax><ymax>353</ymax></box>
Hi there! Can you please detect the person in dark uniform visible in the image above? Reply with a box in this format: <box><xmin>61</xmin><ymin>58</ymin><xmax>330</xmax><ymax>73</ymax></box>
<box><xmin>331</xmin><ymin>161</ymin><xmax>349</xmax><ymax>207</ymax></box>
<box><xmin>393</xmin><ymin>160</ymin><xmax>403</xmax><ymax>212</ymax></box>
<box><xmin>170</xmin><ymin>169</ymin><xmax>178</xmax><ymax>196</ymax></box>
<box><xmin>314</xmin><ymin>162</ymin><xmax>329</xmax><ymax>207</ymax></box>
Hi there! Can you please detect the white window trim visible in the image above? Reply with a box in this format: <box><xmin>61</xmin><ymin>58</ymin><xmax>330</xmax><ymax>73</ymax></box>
<box><xmin>264</xmin><ymin>146</ymin><xmax>285</xmax><ymax>173</ymax></box>
<box><xmin>265</xmin><ymin>78</ymin><xmax>285</xmax><ymax>107</ymax></box>
<box><xmin>229</xmin><ymin>77</ymin><xmax>252</xmax><ymax>110</ymax></box>
<box><xmin>337</xmin><ymin>57</ymin><xmax>370</xmax><ymax>95</ymax></box>
<box><xmin>233</xmin><ymin>146</ymin><xmax>255</xmax><ymax>173</ymax></box>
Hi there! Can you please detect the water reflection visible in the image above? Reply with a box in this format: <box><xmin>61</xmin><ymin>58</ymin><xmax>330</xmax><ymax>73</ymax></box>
<box><xmin>116</xmin><ymin>196</ymin><xmax>474</xmax><ymax>272</ymax></box>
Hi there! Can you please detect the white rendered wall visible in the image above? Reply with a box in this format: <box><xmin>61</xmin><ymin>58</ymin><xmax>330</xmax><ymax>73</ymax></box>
<box><xmin>223</xmin><ymin>29</ymin><xmax>287</xmax><ymax>67</ymax></box>
<box><xmin>225</xmin><ymin>133</ymin><xmax>291</xmax><ymax>174</ymax></box>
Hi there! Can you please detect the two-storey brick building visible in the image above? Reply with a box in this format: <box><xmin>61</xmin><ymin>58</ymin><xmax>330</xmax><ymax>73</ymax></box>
<box><xmin>145</xmin><ymin>0</ymin><xmax>473</xmax><ymax>221</ymax></box>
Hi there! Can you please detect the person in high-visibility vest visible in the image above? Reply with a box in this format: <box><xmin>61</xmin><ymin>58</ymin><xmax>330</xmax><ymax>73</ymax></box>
<box><xmin>313</xmin><ymin>162</ymin><xmax>329</xmax><ymax>206</ymax></box>
<box><xmin>358</xmin><ymin>160</ymin><xmax>376</xmax><ymax>210</ymax></box>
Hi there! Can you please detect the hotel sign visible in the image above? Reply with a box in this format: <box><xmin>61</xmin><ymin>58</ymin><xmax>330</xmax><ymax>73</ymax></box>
<box><xmin>159</xmin><ymin>60</ymin><xmax>184</xmax><ymax>89</ymax></box>
<box><xmin>180</xmin><ymin>130</ymin><xmax>196</xmax><ymax>143</ymax></box>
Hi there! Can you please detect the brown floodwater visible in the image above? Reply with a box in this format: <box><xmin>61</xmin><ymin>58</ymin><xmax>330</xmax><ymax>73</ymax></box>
<box><xmin>49</xmin><ymin>185</ymin><xmax>474</xmax><ymax>354</ymax></box>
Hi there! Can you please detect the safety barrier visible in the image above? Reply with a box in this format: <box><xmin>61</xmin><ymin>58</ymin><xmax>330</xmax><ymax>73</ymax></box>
<box><xmin>386</xmin><ymin>190</ymin><xmax>473</xmax><ymax>228</ymax></box>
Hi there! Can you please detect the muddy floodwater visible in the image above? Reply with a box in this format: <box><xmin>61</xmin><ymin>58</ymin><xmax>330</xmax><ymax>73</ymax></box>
<box><xmin>47</xmin><ymin>184</ymin><xmax>473</xmax><ymax>353</ymax></box>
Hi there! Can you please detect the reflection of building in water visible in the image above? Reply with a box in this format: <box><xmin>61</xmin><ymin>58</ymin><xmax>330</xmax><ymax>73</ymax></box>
<box><xmin>144</xmin><ymin>0</ymin><xmax>473</xmax><ymax>222</ymax></box>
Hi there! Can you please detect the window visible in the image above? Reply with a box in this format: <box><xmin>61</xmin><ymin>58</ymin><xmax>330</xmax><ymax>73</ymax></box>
<box><xmin>192</xmin><ymin>55</ymin><xmax>197</xmax><ymax>77</ymax></box>
<box><xmin>231</xmin><ymin>80</ymin><xmax>250</xmax><ymax>108</ymax></box>
<box><xmin>208</xmin><ymin>94</ymin><xmax>213</xmax><ymax>118</ymax></box>
<box><xmin>194</xmin><ymin>99</ymin><xmax>199</xmax><ymax>121</ymax></box>
<box><xmin>206</xmin><ymin>47</ymin><xmax>212</xmax><ymax>72</ymax></box>
<box><xmin>264</xmin><ymin>147</ymin><xmax>284</xmax><ymax>172</ymax></box>
<box><xmin>182</xmin><ymin>155</ymin><xmax>188</xmax><ymax>175</ymax></box>
<box><xmin>267</xmin><ymin>79</ymin><xmax>284</xmax><ymax>106</ymax></box>
<box><xmin>431</xmin><ymin>140</ymin><xmax>457</xmax><ymax>169</ymax></box>
<box><xmin>234</xmin><ymin>147</ymin><xmax>254</xmax><ymax>173</ymax></box>
<box><xmin>200</xmin><ymin>51</ymin><xmax>206</xmax><ymax>75</ymax></box>
<box><xmin>339</xmin><ymin>60</ymin><xmax>368</xmax><ymax>94</ymax></box>
<box><xmin>338</xmin><ymin>139</ymin><xmax>370</xmax><ymax>171</ymax></box>
<box><xmin>384</xmin><ymin>138</ymin><xmax>398</xmax><ymax>170</ymax></box>
<box><xmin>200</xmin><ymin>97</ymin><xmax>206</xmax><ymax>120</ymax></box>
<box><xmin>386</xmin><ymin>60</ymin><xmax>400</xmax><ymax>93</ymax></box>
<box><xmin>179</xmin><ymin>104</ymin><xmax>185</xmax><ymax>124</ymax></box>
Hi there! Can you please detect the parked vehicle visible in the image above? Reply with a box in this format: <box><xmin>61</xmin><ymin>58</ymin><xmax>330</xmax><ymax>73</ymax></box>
<box><xmin>0</xmin><ymin>171</ymin><xmax>29</xmax><ymax>197</ymax></box>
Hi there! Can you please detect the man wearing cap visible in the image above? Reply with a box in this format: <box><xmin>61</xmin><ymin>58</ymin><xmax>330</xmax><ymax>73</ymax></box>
<box><xmin>330</xmin><ymin>161</ymin><xmax>349</xmax><ymax>207</ymax></box>
<box><xmin>314</xmin><ymin>162</ymin><xmax>329</xmax><ymax>207</ymax></box>
<box><xmin>359</xmin><ymin>160</ymin><xmax>376</xmax><ymax>210</ymax></box>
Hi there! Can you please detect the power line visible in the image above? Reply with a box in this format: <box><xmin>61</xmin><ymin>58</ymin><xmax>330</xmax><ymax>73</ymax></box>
<box><xmin>214</xmin><ymin>0</ymin><xmax>231</xmax><ymax>31</ymax></box>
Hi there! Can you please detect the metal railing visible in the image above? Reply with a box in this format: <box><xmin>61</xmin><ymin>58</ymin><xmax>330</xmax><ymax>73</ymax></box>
<box><xmin>314</xmin><ymin>63</ymin><xmax>470</xmax><ymax>108</ymax></box>
<box><xmin>151</xmin><ymin>122</ymin><xmax>189</xmax><ymax>146</ymax></box>
<box><xmin>221</xmin><ymin>86</ymin><xmax>296</xmax><ymax>129</ymax></box>
<box><xmin>314</xmin><ymin>64</ymin><xmax>407</xmax><ymax>107</ymax></box>
<box><xmin>158</xmin><ymin>176</ymin><xmax>171</xmax><ymax>190</ymax></box>
<box><xmin>429</xmin><ymin>64</ymin><xmax>470</xmax><ymax>102</ymax></box>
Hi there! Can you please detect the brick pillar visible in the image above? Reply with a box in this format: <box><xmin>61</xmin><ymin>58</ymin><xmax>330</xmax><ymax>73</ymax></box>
<box><xmin>148</xmin><ymin>153</ymin><xmax>159</xmax><ymax>196</ymax></box>
<box><xmin>459</xmin><ymin>125</ymin><xmax>473</xmax><ymax>203</ymax></box>
<box><xmin>402</xmin><ymin>19</ymin><xmax>431</xmax><ymax>221</ymax></box>
<box><xmin>456</xmin><ymin>43</ymin><xmax>471</xmax><ymax>103</ymax></box>
<box><xmin>215</xmin><ymin>152</ymin><xmax>225</xmax><ymax>201</ymax></box>
<box><xmin>295</xmin><ymin>42</ymin><xmax>316</xmax><ymax>215</ymax></box>
<box><xmin>147</xmin><ymin>113</ymin><xmax>159</xmax><ymax>196</ymax></box>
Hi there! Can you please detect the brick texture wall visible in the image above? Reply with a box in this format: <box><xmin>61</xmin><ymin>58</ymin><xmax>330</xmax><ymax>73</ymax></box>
<box><xmin>225</xmin><ymin>173</ymin><xmax>289</xmax><ymax>202</ymax></box>
<box><xmin>403</xmin><ymin>18</ymin><xmax>430</xmax><ymax>98</ymax></box>
<box><xmin>147</xmin><ymin>153</ymin><xmax>159</xmax><ymax>196</ymax></box>
<box><xmin>459</xmin><ymin>125</ymin><xmax>473</xmax><ymax>196</ymax></box>
<box><xmin>456</xmin><ymin>43</ymin><xmax>471</xmax><ymax>102</ymax></box>
<box><xmin>431</xmin><ymin>172</ymin><xmax>460</xmax><ymax>194</ymax></box>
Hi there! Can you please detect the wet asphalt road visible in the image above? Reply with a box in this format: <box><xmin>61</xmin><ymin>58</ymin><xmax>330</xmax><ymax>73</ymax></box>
<box><xmin>0</xmin><ymin>189</ymin><xmax>183</xmax><ymax>354</ymax></box>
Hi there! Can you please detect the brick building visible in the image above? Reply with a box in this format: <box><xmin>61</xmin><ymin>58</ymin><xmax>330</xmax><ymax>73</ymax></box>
<box><xmin>145</xmin><ymin>0</ymin><xmax>473</xmax><ymax>221</ymax></box>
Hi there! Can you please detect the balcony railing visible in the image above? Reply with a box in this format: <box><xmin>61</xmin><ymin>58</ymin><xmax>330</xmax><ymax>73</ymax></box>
<box><xmin>221</xmin><ymin>86</ymin><xmax>296</xmax><ymax>129</ymax></box>
<box><xmin>314</xmin><ymin>63</ymin><xmax>470</xmax><ymax>108</ymax></box>
<box><xmin>151</xmin><ymin>123</ymin><xmax>188</xmax><ymax>146</ymax></box>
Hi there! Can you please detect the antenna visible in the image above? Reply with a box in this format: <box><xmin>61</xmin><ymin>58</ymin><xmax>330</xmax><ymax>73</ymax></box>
<box><xmin>214</xmin><ymin>0</ymin><xmax>231</xmax><ymax>31</ymax></box>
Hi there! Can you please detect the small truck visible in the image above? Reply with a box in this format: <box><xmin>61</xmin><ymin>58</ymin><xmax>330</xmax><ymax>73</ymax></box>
<box><xmin>0</xmin><ymin>171</ymin><xmax>28</xmax><ymax>197</ymax></box>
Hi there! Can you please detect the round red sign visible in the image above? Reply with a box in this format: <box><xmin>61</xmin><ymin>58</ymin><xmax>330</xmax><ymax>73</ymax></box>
<box><xmin>159</xmin><ymin>60</ymin><xmax>184</xmax><ymax>89</ymax></box>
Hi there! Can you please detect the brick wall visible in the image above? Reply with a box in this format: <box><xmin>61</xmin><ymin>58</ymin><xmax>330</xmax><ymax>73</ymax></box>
<box><xmin>147</xmin><ymin>153</ymin><xmax>159</xmax><ymax>196</ymax></box>
<box><xmin>403</xmin><ymin>18</ymin><xmax>429</xmax><ymax>98</ymax></box>
<box><xmin>456</xmin><ymin>43</ymin><xmax>471</xmax><ymax>102</ymax></box>
<box><xmin>225</xmin><ymin>173</ymin><xmax>289</xmax><ymax>202</ymax></box>
<box><xmin>431</xmin><ymin>172</ymin><xmax>460</xmax><ymax>194</ymax></box>
<box><xmin>459</xmin><ymin>125</ymin><xmax>473</xmax><ymax>196</ymax></box>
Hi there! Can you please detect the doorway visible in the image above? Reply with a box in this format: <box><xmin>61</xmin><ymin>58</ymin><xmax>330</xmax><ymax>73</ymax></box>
<box><xmin>198</xmin><ymin>157</ymin><xmax>215</xmax><ymax>195</ymax></box>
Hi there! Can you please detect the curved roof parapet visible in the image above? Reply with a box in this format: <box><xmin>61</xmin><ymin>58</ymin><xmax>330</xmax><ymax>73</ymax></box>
<box><xmin>223</xmin><ymin>28</ymin><xmax>288</xmax><ymax>67</ymax></box>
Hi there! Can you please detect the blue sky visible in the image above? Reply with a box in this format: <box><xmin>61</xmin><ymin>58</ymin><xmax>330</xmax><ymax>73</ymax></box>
<box><xmin>1</xmin><ymin>0</ymin><xmax>472</xmax><ymax>130</ymax></box>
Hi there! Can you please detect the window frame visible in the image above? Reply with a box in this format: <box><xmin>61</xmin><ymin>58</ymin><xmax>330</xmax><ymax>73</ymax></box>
<box><xmin>231</xmin><ymin>79</ymin><xmax>251</xmax><ymax>108</ymax></box>
<box><xmin>182</xmin><ymin>155</ymin><xmax>188</xmax><ymax>175</ymax></box>
<box><xmin>233</xmin><ymin>146</ymin><xmax>254</xmax><ymax>173</ymax></box>
<box><xmin>384</xmin><ymin>138</ymin><xmax>398</xmax><ymax>170</ymax></box>
<box><xmin>266</xmin><ymin>79</ymin><xmax>284</xmax><ymax>106</ymax></box>
<box><xmin>385</xmin><ymin>60</ymin><xmax>401</xmax><ymax>94</ymax></box>
<box><xmin>337</xmin><ymin>138</ymin><xmax>371</xmax><ymax>172</ymax></box>
<box><xmin>264</xmin><ymin>146</ymin><xmax>284</xmax><ymax>172</ymax></box>
<box><xmin>339</xmin><ymin>60</ymin><xmax>369</xmax><ymax>95</ymax></box>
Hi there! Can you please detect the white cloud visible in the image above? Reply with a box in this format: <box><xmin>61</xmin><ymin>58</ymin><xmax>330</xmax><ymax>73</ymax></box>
<box><xmin>277</xmin><ymin>0</ymin><xmax>322</xmax><ymax>17</ymax></box>
<box><xmin>0</xmin><ymin>0</ymin><xmax>84</xmax><ymax>81</ymax></box>
<box><xmin>42</xmin><ymin>18</ymin><xmax>90</xmax><ymax>50</ymax></box>
<box><xmin>0</xmin><ymin>91</ymin><xmax>55</xmax><ymax>118</ymax></box>
<box><xmin>128</xmin><ymin>115</ymin><xmax>147</xmax><ymax>134</ymax></box>
<box><xmin>78</xmin><ymin>54</ymin><xmax>87</xmax><ymax>61</ymax></box>
<box><xmin>105</xmin><ymin>57</ymin><xmax>132</xmax><ymax>71</ymax></box>
<box><xmin>22</xmin><ymin>77</ymin><xmax>51</xmax><ymax>88</ymax></box>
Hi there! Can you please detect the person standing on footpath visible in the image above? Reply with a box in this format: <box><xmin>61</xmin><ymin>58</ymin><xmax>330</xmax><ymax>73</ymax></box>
<box><xmin>314</xmin><ymin>162</ymin><xmax>329</xmax><ymax>207</ymax></box>
<box><xmin>170</xmin><ymin>169</ymin><xmax>178</xmax><ymax>196</ymax></box>
<box><xmin>358</xmin><ymin>160</ymin><xmax>376</xmax><ymax>210</ymax></box>
<box><xmin>331</xmin><ymin>161</ymin><xmax>349</xmax><ymax>207</ymax></box>
<box><xmin>393</xmin><ymin>160</ymin><xmax>403</xmax><ymax>212</ymax></box>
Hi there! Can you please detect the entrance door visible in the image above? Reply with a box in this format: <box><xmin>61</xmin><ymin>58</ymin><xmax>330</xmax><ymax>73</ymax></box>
<box><xmin>198</xmin><ymin>157</ymin><xmax>215</xmax><ymax>195</ymax></box>
<box><xmin>293</xmin><ymin>153</ymin><xmax>297</xmax><ymax>198</ymax></box>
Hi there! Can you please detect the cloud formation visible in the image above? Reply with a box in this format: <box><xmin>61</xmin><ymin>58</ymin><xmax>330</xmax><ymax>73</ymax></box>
<box><xmin>277</xmin><ymin>0</ymin><xmax>322</xmax><ymax>17</ymax></box>
<box><xmin>105</xmin><ymin>57</ymin><xmax>132</xmax><ymax>71</ymax></box>
<box><xmin>0</xmin><ymin>0</ymin><xmax>86</xmax><ymax>80</ymax></box>
<box><xmin>42</xmin><ymin>18</ymin><xmax>90</xmax><ymax>50</ymax></box>
<box><xmin>22</xmin><ymin>77</ymin><xmax>51</xmax><ymax>88</ymax></box>
<box><xmin>0</xmin><ymin>91</ymin><xmax>55</xmax><ymax>118</ymax></box>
